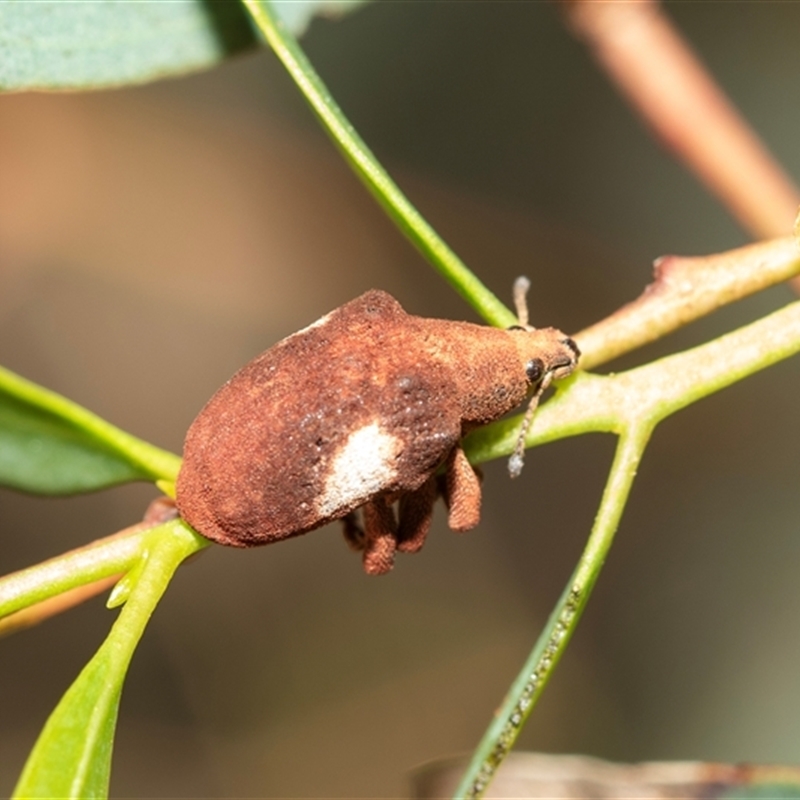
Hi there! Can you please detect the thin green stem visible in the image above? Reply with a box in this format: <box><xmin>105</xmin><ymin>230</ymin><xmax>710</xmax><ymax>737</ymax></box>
<box><xmin>0</xmin><ymin>515</ymin><xmax>210</xmax><ymax>624</ymax></box>
<box><xmin>0</xmin><ymin>528</ymin><xmax>146</xmax><ymax>619</ymax></box>
<box><xmin>454</xmin><ymin>427</ymin><xmax>650</xmax><ymax>799</ymax></box>
<box><xmin>240</xmin><ymin>0</ymin><xmax>515</xmax><ymax>328</ymax></box>
<box><xmin>643</xmin><ymin>299</ymin><xmax>800</xmax><ymax>420</ymax></box>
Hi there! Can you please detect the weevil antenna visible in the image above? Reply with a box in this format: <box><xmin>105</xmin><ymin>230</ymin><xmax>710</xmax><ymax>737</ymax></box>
<box><xmin>508</xmin><ymin>373</ymin><xmax>552</xmax><ymax>478</ymax></box>
<box><xmin>513</xmin><ymin>276</ymin><xmax>531</xmax><ymax>328</ymax></box>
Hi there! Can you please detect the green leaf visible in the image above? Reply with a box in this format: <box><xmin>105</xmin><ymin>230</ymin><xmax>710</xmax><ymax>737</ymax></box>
<box><xmin>0</xmin><ymin>0</ymin><xmax>257</xmax><ymax>91</ymax></box>
<box><xmin>0</xmin><ymin>365</ymin><xmax>180</xmax><ymax>495</ymax></box>
<box><xmin>13</xmin><ymin>520</ymin><xmax>204</xmax><ymax>800</ymax></box>
<box><xmin>13</xmin><ymin>649</ymin><xmax>121</xmax><ymax>799</ymax></box>
<box><xmin>0</xmin><ymin>0</ymin><xmax>370</xmax><ymax>92</ymax></box>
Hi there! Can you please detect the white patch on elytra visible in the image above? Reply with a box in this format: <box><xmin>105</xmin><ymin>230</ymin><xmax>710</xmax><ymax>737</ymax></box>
<box><xmin>316</xmin><ymin>422</ymin><xmax>400</xmax><ymax>516</ymax></box>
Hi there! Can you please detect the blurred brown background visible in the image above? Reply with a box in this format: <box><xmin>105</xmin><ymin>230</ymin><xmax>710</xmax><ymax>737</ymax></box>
<box><xmin>1</xmin><ymin>2</ymin><xmax>799</xmax><ymax>796</ymax></box>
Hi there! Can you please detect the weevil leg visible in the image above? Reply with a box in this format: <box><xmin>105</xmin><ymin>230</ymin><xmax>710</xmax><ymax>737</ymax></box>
<box><xmin>443</xmin><ymin>445</ymin><xmax>482</xmax><ymax>532</ymax></box>
<box><xmin>341</xmin><ymin>511</ymin><xmax>366</xmax><ymax>551</ymax></box>
<box><xmin>361</xmin><ymin>496</ymin><xmax>398</xmax><ymax>575</ymax></box>
<box><xmin>397</xmin><ymin>476</ymin><xmax>438</xmax><ymax>554</ymax></box>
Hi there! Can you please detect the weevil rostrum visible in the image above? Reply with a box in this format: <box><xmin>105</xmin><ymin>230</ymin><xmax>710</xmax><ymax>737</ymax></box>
<box><xmin>176</xmin><ymin>281</ymin><xmax>579</xmax><ymax>575</ymax></box>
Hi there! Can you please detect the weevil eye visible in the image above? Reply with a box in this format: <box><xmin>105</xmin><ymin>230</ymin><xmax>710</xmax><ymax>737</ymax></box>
<box><xmin>525</xmin><ymin>358</ymin><xmax>545</xmax><ymax>384</ymax></box>
<box><xmin>507</xmin><ymin>324</ymin><xmax>527</xmax><ymax>332</ymax></box>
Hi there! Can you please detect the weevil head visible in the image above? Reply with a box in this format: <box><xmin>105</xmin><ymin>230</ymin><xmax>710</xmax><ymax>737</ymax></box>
<box><xmin>505</xmin><ymin>326</ymin><xmax>580</xmax><ymax>479</ymax></box>
<box><xmin>507</xmin><ymin>325</ymin><xmax>580</xmax><ymax>389</ymax></box>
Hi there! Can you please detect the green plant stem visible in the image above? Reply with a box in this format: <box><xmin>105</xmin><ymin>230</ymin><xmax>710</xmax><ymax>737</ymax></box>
<box><xmin>240</xmin><ymin>0</ymin><xmax>515</xmax><ymax>328</ymax></box>
<box><xmin>0</xmin><ymin>527</ymin><xmax>148</xmax><ymax>620</ymax></box>
<box><xmin>454</xmin><ymin>427</ymin><xmax>650</xmax><ymax>799</ymax></box>
<box><xmin>0</xmin><ymin>575</ymin><xmax>121</xmax><ymax>637</ymax></box>
<box><xmin>12</xmin><ymin>519</ymin><xmax>205</xmax><ymax>800</ymax></box>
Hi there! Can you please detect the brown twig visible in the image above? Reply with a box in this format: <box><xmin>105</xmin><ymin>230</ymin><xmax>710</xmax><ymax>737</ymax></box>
<box><xmin>575</xmin><ymin>236</ymin><xmax>800</xmax><ymax>371</ymax></box>
<box><xmin>560</xmin><ymin>0</ymin><xmax>800</xmax><ymax>241</ymax></box>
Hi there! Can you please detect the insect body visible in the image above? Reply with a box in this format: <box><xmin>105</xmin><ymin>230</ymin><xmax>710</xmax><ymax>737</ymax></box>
<box><xmin>176</xmin><ymin>286</ymin><xmax>579</xmax><ymax>575</ymax></box>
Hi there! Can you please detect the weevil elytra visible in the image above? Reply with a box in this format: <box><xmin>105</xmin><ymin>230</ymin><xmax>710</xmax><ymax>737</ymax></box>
<box><xmin>175</xmin><ymin>281</ymin><xmax>579</xmax><ymax>575</ymax></box>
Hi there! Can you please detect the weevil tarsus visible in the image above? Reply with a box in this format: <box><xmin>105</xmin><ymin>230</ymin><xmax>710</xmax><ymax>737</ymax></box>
<box><xmin>361</xmin><ymin>496</ymin><xmax>398</xmax><ymax>575</ymax></box>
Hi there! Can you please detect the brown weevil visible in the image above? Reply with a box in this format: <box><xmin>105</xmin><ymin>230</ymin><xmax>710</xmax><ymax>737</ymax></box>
<box><xmin>176</xmin><ymin>279</ymin><xmax>579</xmax><ymax>575</ymax></box>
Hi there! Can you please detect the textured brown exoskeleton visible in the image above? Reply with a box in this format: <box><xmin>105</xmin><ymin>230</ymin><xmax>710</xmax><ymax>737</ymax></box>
<box><xmin>176</xmin><ymin>282</ymin><xmax>579</xmax><ymax>575</ymax></box>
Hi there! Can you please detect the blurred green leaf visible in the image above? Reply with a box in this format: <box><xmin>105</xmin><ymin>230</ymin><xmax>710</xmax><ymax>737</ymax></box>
<box><xmin>722</xmin><ymin>785</ymin><xmax>800</xmax><ymax>799</ymax></box>
<box><xmin>0</xmin><ymin>365</ymin><xmax>180</xmax><ymax>495</ymax></box>
<box><xmin>0</xmin><ymin>395</ymin><xmax>144</xmax><ymax>493</ymax></box>
<box><xmin>12</xmin><ymin>521</ymin><xmax>204</xmax><ymax>800</ymax></box>
<box><xmin>0</xmin><ymin>0</ymin><xmax>369</xmax><ymax>92</ymax></box>
<box><xmin>0</xmin><ymin>0</ymin><xmax>256</xmax><ymax>91</ymax></box>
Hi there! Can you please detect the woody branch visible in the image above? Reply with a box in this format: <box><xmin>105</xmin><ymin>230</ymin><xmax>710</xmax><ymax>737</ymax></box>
<box><xmin>559</xmin><ymin>0</ymin><xmax>800</xmax><ymax>244</ymax></box>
